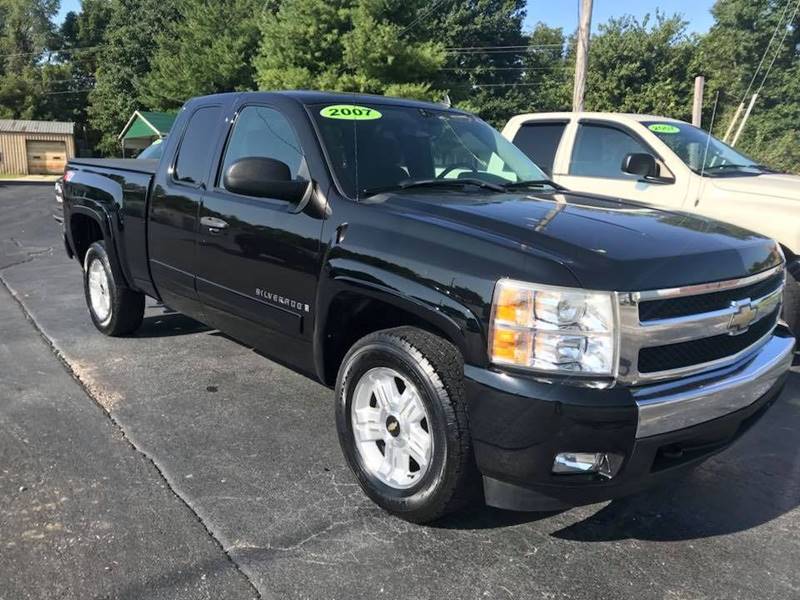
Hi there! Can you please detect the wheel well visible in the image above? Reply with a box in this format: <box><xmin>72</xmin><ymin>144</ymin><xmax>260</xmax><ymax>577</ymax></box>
<box><xmin>780</xmin><ymin>244</ymin><xmax>799</xmax><ymax>280</ymax></box>
<box><xmin>70</xmin><ymin>214</ymin><xmax>104</xmax><ymax>265</ymax></box>
<box><xmin>322</xmin><ymin>293</ymin><xmax>457</xmax><ymax>386</ymax></box>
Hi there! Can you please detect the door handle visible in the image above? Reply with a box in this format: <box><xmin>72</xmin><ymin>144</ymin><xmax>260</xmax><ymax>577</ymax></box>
<box><xmin>201</xmin><ymin>216</ymin><xmax>229</xmax><ymax>232</ymax></box>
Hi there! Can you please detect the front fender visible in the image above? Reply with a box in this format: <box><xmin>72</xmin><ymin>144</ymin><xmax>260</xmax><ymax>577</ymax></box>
<box><xmin>313</xmin><ymin>255</ymin><xmax>487</xmax><ymax>383</ymax></box>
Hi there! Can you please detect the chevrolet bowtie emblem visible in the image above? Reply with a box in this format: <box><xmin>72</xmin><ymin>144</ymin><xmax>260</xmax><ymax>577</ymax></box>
<box><xmin>728</xmin><ymin>299</ymin><xmax>758</xmax><ymax>335</ymax></box>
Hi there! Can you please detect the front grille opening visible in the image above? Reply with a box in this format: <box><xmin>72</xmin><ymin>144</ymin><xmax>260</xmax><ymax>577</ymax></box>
<box><xmin>638</xmin><ymin>307</ymin><xmax>779</xmax><ymax>373</ymax></box>
<box><xmin>651</xmin><ymin>439</ymin><xmax>730</xmax><ymax>471</ymax></box>
<box><xmin>650</xmin><ymin>392</ymin><xmax>777</xmax><ymax>472</ymax></box>
<box><xmin>639</xmin><ymin>273</ymin><xmax>783</xmax><ymax>321</ymax></box>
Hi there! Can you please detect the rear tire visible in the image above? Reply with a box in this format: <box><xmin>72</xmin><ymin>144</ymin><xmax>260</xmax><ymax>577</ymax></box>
<box><xmin>83</xmin><ymin>241</ymin><xmax>144</xmax><ymax>336</ymax></box>
<box><xmin>335</xmin><ymin>326</ymin><xmax>479</xmax><ymax>523</ymax></box>
<box><xmin>783</xmin><ymin>270</ymin><xmax>800</xmax><ymax>337</ymax></box>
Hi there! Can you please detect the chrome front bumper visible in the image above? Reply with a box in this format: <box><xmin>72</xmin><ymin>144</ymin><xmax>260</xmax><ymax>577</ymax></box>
<box><xmin>634</xmin><ymin>328</ymin><xmax>795</xmax><ymax>438</ymax></box>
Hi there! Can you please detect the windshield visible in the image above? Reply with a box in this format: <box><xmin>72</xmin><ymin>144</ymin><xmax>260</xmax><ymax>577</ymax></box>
<box><xmin>137</xmin><ymin>138</ymin><xmax>164</xmax><ymax>160</ymax></box>
<box><xmin>311</xmin><ymin>103</ymin><xmax>548</xmax><ymax>198</ymax></box>
<box><xmin>643</xmin><ymin>121</ymin><xmax>765</xmax><ymax>175</ymax></box>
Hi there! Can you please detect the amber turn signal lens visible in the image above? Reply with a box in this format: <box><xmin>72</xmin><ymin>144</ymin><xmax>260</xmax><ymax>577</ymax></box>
<box><xmin>494</xmin><ymin>286</ymin><xmax>533</xmax><ymax>325</ymax></box>
<box><xmin>490</xmin><ymin>326</ymin><xmax>533</xmax><ymax>365</ymax></box>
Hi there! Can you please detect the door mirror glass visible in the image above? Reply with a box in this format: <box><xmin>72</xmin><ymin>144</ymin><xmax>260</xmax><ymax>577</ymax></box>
<box><xmin>621</xmin><ymin>152</ymin><xmax>658</xmax><ymax>179</ymax></box>
<box><xmin>223</xmin><ymin>157</ymin><xmax>310</xmax><ymax>203</ymax></box>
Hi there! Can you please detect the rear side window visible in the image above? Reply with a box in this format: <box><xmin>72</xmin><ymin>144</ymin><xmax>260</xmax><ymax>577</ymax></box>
<box><xmin>173</xmin><ymin>106</ymin><xmax>221</xmax><ymax>185</ymax></box>
<box><xmin>512</xmin><ymin>122</ymin><xmax>566</xmax><ymax>176</ymax></box>
<box><xmin>569</xmin><ymin>123</ymin><xmax>649</xmax><ymax>179</ymax></box>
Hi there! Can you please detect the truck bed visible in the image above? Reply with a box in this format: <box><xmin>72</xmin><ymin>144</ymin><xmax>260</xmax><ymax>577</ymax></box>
<box><xmin>68</xmin><ymin>158</ymin><xmax>158</xmax><ymax>175</ymax></box>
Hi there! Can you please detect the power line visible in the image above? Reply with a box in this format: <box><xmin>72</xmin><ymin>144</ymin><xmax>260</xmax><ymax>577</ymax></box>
<box><xmin>438</xmin><ymin>66</ymin><xmax>569</xmax><ymax>71</ymax></box>
<box><xmin>755</xmin><ymin>0</ymin><xmax>800</xmax><ymax>96</ymax></box>
<box><xmin>0</xmin><ymin>44</ymin><xmax>104</xmax><ymax>59</ymax></box>
<box><xmin>400</xmin><ymin>0</ymin><xmax>451</xmax><ymax>36</ymax></box>
<box><xmin>39</xmin><ymin>88</ymin><xmax>93</xmax><ymax>96</ymax></box>
<box><xmin>446</xmin><ymin>47</ymin><xmax>564</xmax><ymax>55</ymax></box>
<box><xmin>446</xmin><ymin>81</ymin><xmax>567</xmax><ymax>88</ymax></box>
<box><xmin>444</xmin><ymin>44</ymin><xmax>564</xmax><ymax>51</ymax></box>
<box><xmin>739</xmin><ymin>0</ymin><xmax>794</xmax><ymax>104</ymax></box>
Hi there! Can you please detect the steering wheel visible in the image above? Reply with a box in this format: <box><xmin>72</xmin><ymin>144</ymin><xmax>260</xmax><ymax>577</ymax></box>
<box><xmin>437</xmin><ymin>163</ymin><xmax>479</xmax><ymax>179</ymax></box>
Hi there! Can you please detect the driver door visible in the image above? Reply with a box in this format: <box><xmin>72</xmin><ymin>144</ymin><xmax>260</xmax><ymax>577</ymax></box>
<box><xmin>194</xmin><ymin>104</ymin><xmax>322</xmax><ymax>362</ymax></box>
<box><xmin>557</xmin><ymin>121</ymin><xmax>689</xmax><ymax>209</ymax></box>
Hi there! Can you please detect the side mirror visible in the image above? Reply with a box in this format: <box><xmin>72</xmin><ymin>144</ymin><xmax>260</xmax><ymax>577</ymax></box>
<box><xmin>621</xmin><ymin>152</ymin><xmax>659</xmax><ymax>179</ymax></box>
<box><xmin>223</xmin><ymin>156</ymin><xmax>311</xmax><ymax>204</ymax></box>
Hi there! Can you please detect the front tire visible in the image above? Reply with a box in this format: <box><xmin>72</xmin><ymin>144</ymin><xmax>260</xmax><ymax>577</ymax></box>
<box><xmin>335</xmin><ymin>327</ymin><xmax>479</xmax><ymax>523</ymax></box>
<box><xmin>83</xmin><ymin>241</ymin><xmax>144</xmax><ymax>336</ymax></box>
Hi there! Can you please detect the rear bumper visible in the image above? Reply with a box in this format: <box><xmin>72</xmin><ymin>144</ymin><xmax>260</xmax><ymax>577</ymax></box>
<box><xmin>465</xmin><ymin>327</ymin><xmax>795</xmax><ymax>511</ymax></box>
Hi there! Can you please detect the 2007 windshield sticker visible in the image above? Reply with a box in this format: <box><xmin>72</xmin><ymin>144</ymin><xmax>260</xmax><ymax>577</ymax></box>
<box><xmin>320</xmin><ymin>105</ymin><xmax>382</xmax><ymax>120</ymax></box>
<box><xmin>648</xmin><ymin>123</ymin><xmax>680</xmax><ymax>134</ymax></box>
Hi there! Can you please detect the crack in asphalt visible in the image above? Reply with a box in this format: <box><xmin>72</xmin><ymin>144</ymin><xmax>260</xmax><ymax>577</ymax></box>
<box><xmin>0</xmin><ymin>268</ymin><xmax>264</xmax><ymax>600</ymax></box>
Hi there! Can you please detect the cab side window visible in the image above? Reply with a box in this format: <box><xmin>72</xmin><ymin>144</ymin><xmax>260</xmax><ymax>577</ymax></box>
<box><xmin>220</xmin><ymin>106</ymin><xmax>307</xmax><ymax>188</ymax></box>
<box><xmin>173</xmin><ymin>106</ymin><xmax>221</xmax><ymax>185</ymax></box>
<box><xmin>569</xmin><ymin>123</ymin><xmax>649</xmax><ymax>179</ymax></box>
<box><xmin>512</xmin><ymin>122</ymin><xmax>567</xmax><ymax>176</ymax></box>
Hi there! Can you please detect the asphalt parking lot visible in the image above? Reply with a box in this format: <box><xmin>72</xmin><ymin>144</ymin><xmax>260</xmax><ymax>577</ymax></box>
<box><xmin>1</xmin><ymin>182</ymin><xmax>799</xmax><ymax>600</ymax></box>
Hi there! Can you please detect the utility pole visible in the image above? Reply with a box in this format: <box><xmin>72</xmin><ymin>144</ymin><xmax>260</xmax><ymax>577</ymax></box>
<box><xmin>723</xmin><ymin>101</ymin><xmax>745</xmax><ymax>142</ymax></box>
<box><xmin>692</xmin><ymin>76</ymin><xmax>705</xmax><ymax>127</ymax></box>
<box><xmin>572</xmin><ymin>0</ymin><xmax>593</xmax><ymax>112</ymax></box>
<box><xmin>731</xmin><ymin>93</ymin><xmax>758</xmax><ymax>147</ymax></box>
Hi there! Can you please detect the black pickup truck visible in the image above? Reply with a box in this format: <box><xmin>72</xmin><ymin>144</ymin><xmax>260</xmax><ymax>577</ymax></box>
<box><xmin>60</xmin><ymin>91</ymin><xmax>795</xmax><ymax>523</ymax></box>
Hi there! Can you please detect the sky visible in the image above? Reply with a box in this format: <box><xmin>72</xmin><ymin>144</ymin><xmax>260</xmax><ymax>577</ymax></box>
<box><xmin>525</xmin><ymin>0</ymin><xmax>716</xmax><ymax>34</ymax></box>
<box><xmin>56</xmin><ymin>0</ymin><xmax>718</xmax><ymax>34</ymax></box>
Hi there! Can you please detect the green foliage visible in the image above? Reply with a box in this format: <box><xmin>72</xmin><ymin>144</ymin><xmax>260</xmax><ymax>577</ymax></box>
<box><xmin>584</xmin><ymin>13</ymin><xmax>697</xmax><ymax>118</ymax></box>
<box><xmin>696</xmin><ymin>0</ymin><xmax>800</xmax><ymax>173</ymax></box>
<box><xmin>141</xmin><ymin>0</ymin><xmax>263</xmax><ymax>111</ymax></box>
<box><xmin>88</xmin><ymin>0</ymin><xmax>179</xmax><ymax>155</ymax></box>
<box><xmin>0</xmin><ymin>0</ymin><xmax>796</xmax><ymax>171</ymax></box>
<box><xmin>0</xmin><ymin>0</ymin><xmax>58</xmax><ymax>119</ymax></box>
<box><xmin>253</xmin><ymin>0</ymin><xmax>446</xmax><ymax>99</ymax></box>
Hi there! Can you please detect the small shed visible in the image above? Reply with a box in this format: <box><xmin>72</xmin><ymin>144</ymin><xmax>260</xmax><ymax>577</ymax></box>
<box><xmin>0</xmin><ymin>119</ymin><xmax>75</xmax><ymax>175</ymax></box>
<box><xmin>118</xmin><ymin>110</ymin><xmax>176</xmax><ymax>157</ymax></box>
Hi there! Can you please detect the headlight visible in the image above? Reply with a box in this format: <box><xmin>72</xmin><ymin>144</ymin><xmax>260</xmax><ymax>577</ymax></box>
<box><xmin>489</xmin><ymin>279</ymin><xmax>617</xmax><ymax>376</ymax></box>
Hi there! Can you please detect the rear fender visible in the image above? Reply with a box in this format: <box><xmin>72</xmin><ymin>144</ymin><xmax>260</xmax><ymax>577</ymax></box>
<box><xmin>66</xmin><ymin>171</ymin><xmax>133</xmax><ymax>288</ymax></box>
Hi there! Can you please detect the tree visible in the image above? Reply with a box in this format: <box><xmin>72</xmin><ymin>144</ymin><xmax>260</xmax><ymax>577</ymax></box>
<box><xmin>0</xmin><ymin>0</ymin><xmax>59</xmax><ymax>119</ymax></box>
<box><xmin>141</xmin><ymin>0</ymin><xmax>264</xmax><ymax>111</ymax></box>
<box><xmin>254</xmin><ymin>0</ymin><xmax>446</xmax><ymax>100</ymax></box>
<box><xmin>583</xmin><ymin>13</ymin><xmax>697</xmax><ymax>119</ymax></box>
<box><xmin>424</xmin><ymin>0</ymin><xmax>536</xmax><ymax>125</ymax></box>
<box><xmin>35</xmin><ymin>1</ymin><xmax>113</xmax><ymax>133</ymax></box>
<box><xmin>88</xmin><ymin>0</ymin><xmax>179</xmax><ymax>155</ymax></box>
<box><xmin>696</xmin><ymin>0</ymin><xmax>800</xmax><ymax>173</ymax></box>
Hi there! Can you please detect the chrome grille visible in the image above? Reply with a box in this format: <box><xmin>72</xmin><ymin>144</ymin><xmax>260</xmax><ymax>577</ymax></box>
<box><xmin>616</xmin><ymin>264</ymin><xmax>785</xmax><ymax>385</ymax></box>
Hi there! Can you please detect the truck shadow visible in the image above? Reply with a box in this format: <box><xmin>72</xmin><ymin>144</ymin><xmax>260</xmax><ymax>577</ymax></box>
<box><xmin>441</xmin><ymin>374</ymin><xmax>800</xmax><ymax>540</ymax></box>
<box><xmin>133</xmin><ymin>308</ymin><xmax>211</xmax><ymax>338</ymax></box>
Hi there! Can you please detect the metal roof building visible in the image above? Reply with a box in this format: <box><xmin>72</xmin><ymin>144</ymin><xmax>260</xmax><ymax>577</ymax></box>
<box><xmin>118</xmin><ymin>110</ymin><xmax>176</xmax><ymax>156</ymax></box>
<box><xmin>0</xmin><ymin>119</ymin><xmax>75</xmax><ymax>175</ymax></box>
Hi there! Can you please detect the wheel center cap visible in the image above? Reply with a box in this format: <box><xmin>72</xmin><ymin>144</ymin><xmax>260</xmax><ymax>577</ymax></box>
<box><xmin>385</xmin><ymin>415</ymin><xmax>401</xmax><ymax>437</ymax></box>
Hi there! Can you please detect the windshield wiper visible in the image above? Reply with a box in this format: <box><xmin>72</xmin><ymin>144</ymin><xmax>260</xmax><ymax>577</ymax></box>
<box><xmin>503</xmin><ymin>179</ymin><xmax>566</xmax><ymax>191</ymax></box>
<box><xmin>704</xmin><ymin>163</ymin><xmax>761</xmax><ymax>171</ymax></box>
<box><xmin>361</xmin><ymin>178</ymin><xmax>506</xmax><ymax>198</ymax></box>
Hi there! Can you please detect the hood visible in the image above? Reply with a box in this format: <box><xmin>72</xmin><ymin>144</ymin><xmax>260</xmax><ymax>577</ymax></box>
<box><xmin>375</xmin><ymin>189</ymin><xmax>782</xmax><ymax>291</ymax></box>
<box><xmin>711</xmin><ymin>173</ymin><xmax>800</xmax><ymax>202</ymax></box>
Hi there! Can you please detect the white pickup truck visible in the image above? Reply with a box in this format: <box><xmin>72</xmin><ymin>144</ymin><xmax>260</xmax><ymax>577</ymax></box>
<box><xmin>502</xmin><ymin>112</ymin><xmax>800</xmax><ymax>332</ymax></box>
